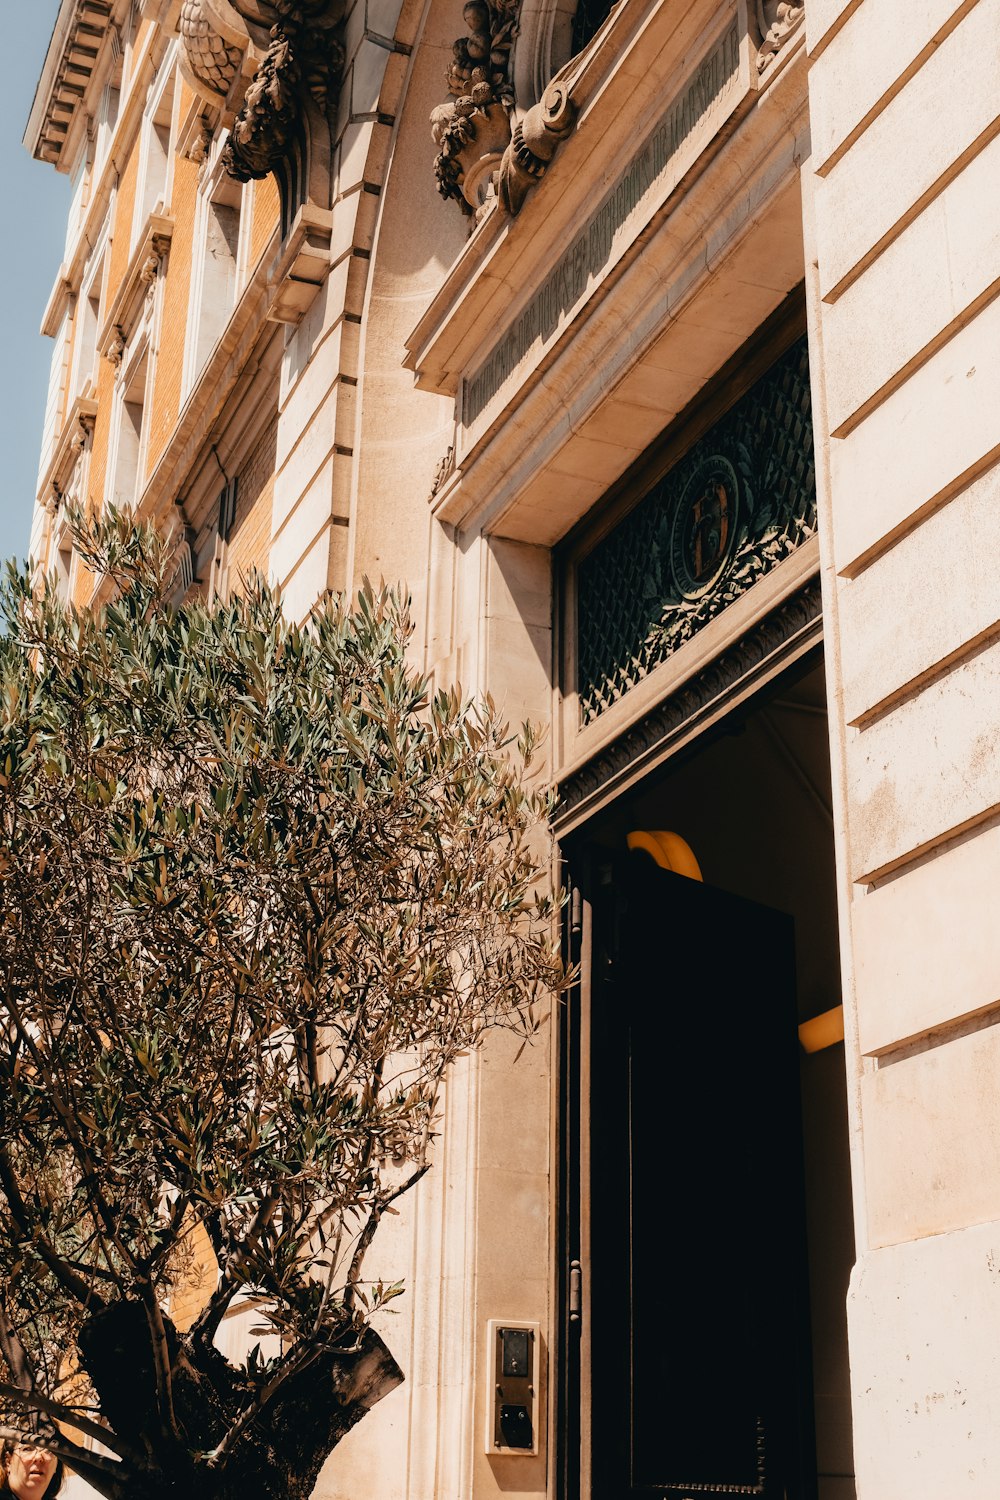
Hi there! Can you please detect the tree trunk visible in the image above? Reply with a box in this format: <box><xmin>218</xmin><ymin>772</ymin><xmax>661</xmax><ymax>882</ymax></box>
<box><xmin>76</xmin><ymin>1305</ymin><xmax>404</xmax><ymax>1500</ymax></box>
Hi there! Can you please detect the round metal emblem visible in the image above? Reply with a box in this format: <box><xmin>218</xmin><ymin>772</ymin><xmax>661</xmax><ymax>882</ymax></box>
<box><xmin>669</xmin><ymin>455</ymin><xmax>742</xmax><ymax>599</ymax></box>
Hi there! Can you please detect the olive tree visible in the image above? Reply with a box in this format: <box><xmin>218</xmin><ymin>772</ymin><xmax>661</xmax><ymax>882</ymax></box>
<box><xmin>0</xmin><ymin>513</ymin><xmax>562</xmax><ymax>1500</ymax></box>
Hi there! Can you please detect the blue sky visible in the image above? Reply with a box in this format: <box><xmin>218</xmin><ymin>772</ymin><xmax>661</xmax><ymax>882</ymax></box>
<box><xmin>0</xmin><ymin>5</ymin><xmax>70</xmax><ymax>567</ymax></box>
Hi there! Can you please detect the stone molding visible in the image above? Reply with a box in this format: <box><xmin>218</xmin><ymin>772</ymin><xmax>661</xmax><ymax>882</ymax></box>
<box><xmin>97</xmin><ymin>212</ymin><xmax>174</xmax><ymax>363</ymax></box>
<box><xmin>35</xmin><ymin>395</ymin><xmax>99</xmax><ymax>510</ymax></box>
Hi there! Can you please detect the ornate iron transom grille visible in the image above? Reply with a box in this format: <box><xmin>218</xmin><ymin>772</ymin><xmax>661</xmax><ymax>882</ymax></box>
<box><xmin>576</xmin><ymin>337</ymin><xmax>815</xmax><ymax>724</ymax></box>
<box><xmin>570</xmin><ymin>0</ymin><xmax>617</xmax><ymax>55</ymax></box>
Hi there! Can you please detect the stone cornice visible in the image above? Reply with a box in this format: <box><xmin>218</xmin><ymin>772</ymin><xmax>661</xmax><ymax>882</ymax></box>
<box><xmin>25</xmin><ymin>0</ymin><xmax>116</xmax><ymax>167</ymax></box>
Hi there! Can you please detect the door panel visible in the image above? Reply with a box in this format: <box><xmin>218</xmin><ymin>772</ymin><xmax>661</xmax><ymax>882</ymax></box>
<box><xmin>588</xmin><ymin>853</ymin><xmax>816</xmax><ymax>1499</ymax></box>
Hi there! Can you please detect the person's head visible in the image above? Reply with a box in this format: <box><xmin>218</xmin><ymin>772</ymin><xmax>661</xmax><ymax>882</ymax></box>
<box><xmin>0</xmin><ymin>1440</ymin><xmax>62</xmax><ymax>1500</ymax></box>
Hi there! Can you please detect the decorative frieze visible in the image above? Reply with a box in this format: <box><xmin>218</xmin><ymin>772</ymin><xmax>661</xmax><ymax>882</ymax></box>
<box><xmin>575</xmin><ymin>338</ymin><xmax>815</xmax><ymax>724</ymax></box>
<box><xmin>556</xmin><ymin>578</ymin><xmax>823</xmax><ymax>830</ymax></box>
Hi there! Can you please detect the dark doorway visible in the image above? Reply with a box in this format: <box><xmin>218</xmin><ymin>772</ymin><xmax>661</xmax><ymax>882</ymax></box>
<box><xmin>588</xmin><ymin>856</ymin><xmax>815</xmax><ymax>1498</ymax></box>
<box><xmin>557</xmin><ymin>658</ymin><xmax>856</xmax><ymax>1500</ymax></box>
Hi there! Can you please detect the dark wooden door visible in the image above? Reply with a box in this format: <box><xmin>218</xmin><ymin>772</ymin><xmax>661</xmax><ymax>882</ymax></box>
<box><xmin>587</xmin><ymin>852</ymin><xmax>816</xmax><ymax>1499</ymax></box>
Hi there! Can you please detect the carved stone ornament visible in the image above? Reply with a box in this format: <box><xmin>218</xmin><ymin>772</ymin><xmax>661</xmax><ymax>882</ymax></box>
<box><xmin>106</xmin><ymin>327</ymin><xmax>127</xmax><ymax>368</ymax></box>
<box><xmin>139</xmin><ymin>233</ymin><xmax>171</xmax><ymax>288</ymax></box>
<box><xmin>187</xmin><ymin>117</ymin><xmax>214</xmax><ymax>164</ymax></box>
<box><xmin>178</xmin><ymin>1</ymin><xmax>346</xmax><ymax>214</ymax></box>
<box><xmin>496</xmin><ymin>75</ymin><xmax>576</xmax><ymax>215</ymax></box>
<box><xmin>431</xmin><ymin>0</ymin><xmax>520</xmax><ymax>216</ymax></box>
<box><xmin>429</xmin><ymin>445</ymin><xmax>456</xmax><ymax>499</ymax></box>
<box><xmin>756</xmin><ymin>0</ymin><xmax>805</xmax><ymax>69</ymax></box>
<box><xmin>223</xmin><ymin>7</ymin><xmax>345</xmax><ymax>184</ymax></box>
<box><xmin>180</xmin><ymin>0</ymin><xmax>244</xmax><ymax>98</ymax></box>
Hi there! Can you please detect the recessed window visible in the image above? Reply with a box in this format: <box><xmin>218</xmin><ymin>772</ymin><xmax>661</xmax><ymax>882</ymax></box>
<box><xmin>36</xmin><ymin>310</ymin><xmax>71</xmax><ymax>486</ymax></box>
<box><xmin>109</xmin><ymin>351</ymin><xmax>150</xmax><ymax>511</ymax></box>
<box><xmin>187</xmin><ymin>166</ymin><xmax>246</xmax><ymax>389</ymax></box>
<box><xmin>70</xmin><ymin>261</ymin><xmax>104</xmax><ymax>402</ymax></box>
<box><xmin>95</xmin><ymin>78</ymin><xmax>121</xmax><ymax>169</ymax></box>
<box><xmin>134</xmin><ymin>65</ymin><xmax>177</xmax><ymax>243</ymax></box>
<box><xmin>64</xmin><ymin>142</ymin><xmax>92</xmax><ymax>257</ymax></box>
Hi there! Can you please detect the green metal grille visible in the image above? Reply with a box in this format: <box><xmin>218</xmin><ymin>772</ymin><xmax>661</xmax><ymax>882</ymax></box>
<box><xmin>577</xmin><ymin>337</ymin><xmax>815</xmax><ymax>724</ymax></box>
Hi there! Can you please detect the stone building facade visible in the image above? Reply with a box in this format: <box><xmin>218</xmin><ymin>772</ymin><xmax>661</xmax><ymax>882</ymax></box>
<box><xmin>25</xmin><ymin>1</ymin><xmax>1000</xmax><ymax>1497</ymax></box>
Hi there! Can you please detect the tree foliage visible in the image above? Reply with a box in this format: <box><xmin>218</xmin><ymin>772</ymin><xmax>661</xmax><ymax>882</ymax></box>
<box><xmin>0</xmin><ymin>513</ymin><xmax>563</xmax><ymax>1500</ymax></box>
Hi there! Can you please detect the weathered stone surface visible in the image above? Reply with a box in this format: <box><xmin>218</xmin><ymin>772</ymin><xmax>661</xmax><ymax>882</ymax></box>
<box><xmin>839</xmin><ymin>459</ymin><xmax>1000</xmax><ymax>724</ymax></box>
<box><xmin>829</xmin><ymin>293</ymin><xmax>1000</xmax><ymax>573</ymax></box>
<box><xmin>822</xmin><ymin>130</ymin><xmax>1000</xmax><ymax>435</ymax></box>
<box><xmin>813</xmin><ymin>0</ymin><xmax>1000</xmax><ymax>299</ymax></box>
<box><xmin>845</xmin><ymin>635</ymin><xmax>1000</xmax><ymax>880</ymax></box>
<box><xmin>848</xmin><ymin>1221</ymin><xmax>1000</xmax><ymax>1493</ymax></box>
<box><xmin>851</xmin><ymin>817</ymin><xmax>1000</xmax><ymax>1056</ymax></box>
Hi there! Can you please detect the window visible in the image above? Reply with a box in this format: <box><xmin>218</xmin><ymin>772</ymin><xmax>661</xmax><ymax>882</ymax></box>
<box><xmin>95</xmin><ymin>75</ymin><xmax>121</xmax><ymax>171</ymax></box>
<box><xmin>122</xmin><ymin>0</ymin><xmax>141</xmax><ymax>93</ymax></box>
<box><xmin>36</xmin><ymin>310</ymin><xmax>71</xmax><ymax>488</ymax></box>
<box><xmin>185</xmin><ymin>153</ymin><xmax>249</xmax><ymax>391</ymax></box>
<box><xmin>133</xmin><ymin>58</ymin><xmax>177</xmax><ymax>246</ymax></box>
<box><xmin>570</xmin><ymin>0</ymin><xmax>617</xmax><ymax>55</ymax></box>
<box><xmin>64</xmin><ymin>139</ymin><xmax>93</xmax><ymax>258</ymax></box>
<box><xmin>69</xmin><ymin>256</ymin><xmax>105</xmax><ymax>403</ymax></box>
<box><xmin>108</xmin><ymin>349</ymin><xmax>150</xmax><ymax>511</ymax></box>
<box><xmin>52</xmin><ymin>519</ymin><xmax>76</xmax><ymax>604</ymax></box>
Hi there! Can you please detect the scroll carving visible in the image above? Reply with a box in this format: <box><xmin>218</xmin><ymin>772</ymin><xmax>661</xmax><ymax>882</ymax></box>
<box><xmin>497</xmin><ymin>76</ymin><xmax>576</xmax><ymax>215</ymax></box>
<box><xmin>106</xmin><ymin>328</ymin><xmax>126</xmax><ymax>369</ymax></box>
<box><xmin>756</xmin><ymin>1</ymin><xmax>805</xmax><ymax>69</ymax></box>
<box><xmin>431</xmin><ymin>0</ymin><xmax>520</xmax><ymax>216</ymax></box>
